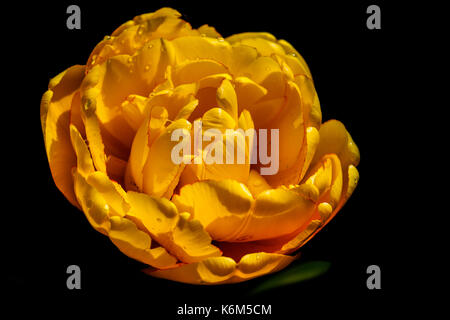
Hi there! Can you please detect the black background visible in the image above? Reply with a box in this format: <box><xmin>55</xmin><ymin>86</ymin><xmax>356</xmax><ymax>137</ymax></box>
<box><xmin>4</xmin><ymin>0</ymin><xmax>419</xmax><ymax>317</ymax></box>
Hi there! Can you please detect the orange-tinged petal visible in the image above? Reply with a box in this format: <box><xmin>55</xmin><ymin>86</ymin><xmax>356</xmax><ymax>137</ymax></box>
<box><xmin>142</xmin><ymin>119</ymin><xmax>192</xmax><ymax>198</ymax></box>
<box><xmin>146</xmin><ymin>83</ymin><xmax>197</xmax><ymax>120</ymax></box>
<box><xmin>295</xmin><ymin>75</ymin><xmax>321</xmax><ymax>129</ymax></box>
<box><xmin>238</xmin><ymin>56</ymin><xmax>286</xmax><ymax>100</ymax></box>
<box><xmin>226</xmin><ymin>32</ymin><xmax>277</xmax><ymax>43</ymax></box>
<box><xmin>171</xmin><ymin>36</ymin><xmax>231</xmax><ymax>67</ymax></box>
<box><xmin>126</xmin><ymin>106</ymin><xmax>168</xmax><ymax>191</ymax></box>
<box><xmin>244</xmin><ymin>97</ymin><xmax>285</xmax><ymax>129</ymax></box>
<box><xmin>108</xmin><ymin>216</ymin><xmax>178</xmax><ymax>269</ymax></box>
<box><xmin>303</xmin><ymin>154</ymin><xmax>343</xmax><ymax>208</ymax></box>
<box><xmin>146</xmin><ymin>256</ymin><xmax>236</xmax><ymax>284</ymax></box>
<box><xmin>232</xmin><ymin>188</ymin><xmax>316</xmax><ymax>242</ymax></box>
<box><xmin>126</xmin><ymin>191</ymin><xmax>220</xmax><ymax>263</ymax></box>
<box><xmin>227</xmin><ymin>33</ymin><xmax>286</xmax><ymax>57</ymax></box>
<box><xmin>80</xmin><ymin>88</ymin><xmax>107</xmax><ymax>173</ymax></box>
<box><xmin>310</xmin><ymin>119</ymin><xmax>360</xmax><ymax>170</ymax></box>
<box><xmin>233</xmin><ymin>252</ymin><xmax>296</xmax><ymax>281</ymax></box>
<box><xmin>185</xmin><ymin>108</ymin><xmax>251</xmax><ymax>184</ymax></box>
<box><xmin>87</xmin><ymin>8</ymin><xmax>196</xmax><ymax>70</ymax></box>
<box><xmin>147</xmin><ymin>252</ymin><xmax>296</xmax><ymax>284</ymax></box>
<box><xmin>171</xmin><ymin>59</ymin><xmax>228</xmax><ymax>86</ymax></box>
<box><xmin>73</xmin><ymin>170</ymin><xmax>111</xmax><ymax>235</ymax></box>
<box><xmin>234</xmin><ymin>76</ymin><xmax>268</xmax><ymax>111</ymax></box>
<box><xmin>121</xmin><ymin>94</ymin><xmax>148</xmax><ymax>132</ymax></box>
<box><xmin>216</xmin><ymin>78</ymin><xmax>238</xmax><ymax>122</ymax></box>
<box><xmin>172</xmin><ymin>180</ymin><xmax>253</xmax><ymax>241</ymax></box>
<box><xmin>126</xmin><ymin>191</ymin><xmax>178</xmax><ymax>240</ymax></box>
<box><xmin>134</xmin><ymin>38</ymin><xmax>175</xmax><ymax>89</ymax></box>
<box><xmin>278</xmin><ymin>219</ymin><xmax>322</xmax><ymax>253</ymax></box>
<box><xmin>69</xmin><ymin>124</ymin><xmax>95</xmax><ymax>177</ymax></box>
<box><xmin>81</xmin><ymin>56</ymin><xmax>147</xmax><ymax>151</ymax></box>
<box><xmin>265</xmin><ymin>126</ymin><xmax>319</xmax><ymax>187</ymax></box>
<box><xmin>277</xmin><ymin>39</ymin><xmax>312</xmax><ymax>79</ymax></box>
<box><xmin>197</xmin><ymin>24</ymin><xmax>222</xmax><ymax>38</ymax></box>
<box><xmin>170</xmin><ymin>212</ymin><xmax>222</xmax><ymax>263</ymax></box>
<box><xmin>41</xmin><ymin>65</ymin><xmax>85</xmax><ymax>207</ymax></box>
<box><xmin>261</xmin><ymin>81</ymin><xmax>305</xmax><ymax>186</ymax></box>
<box><xmin>105</xmin><ymin>155</ymin><xmax>127</xmax><ymax>184</ymax></box>
<box><xmin>246</xmin><ymin>169</ymin><xmax>272</xmax><ymax>197</ymax></box>
<box><xmin>86</xmin><ymin>171</ymin><xmax>130</xmax><ymax>216</ymax></box>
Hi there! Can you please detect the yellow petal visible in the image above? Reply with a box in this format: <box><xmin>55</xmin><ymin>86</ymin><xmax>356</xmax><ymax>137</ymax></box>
<box><xmin>197</xmin><ymin>24</ymin><xmax>222</xmax><ymax>38</ymax></box>
<box><xmin>69</xmin><ymin>124</ymin><xmax>95</xmax><ymax>177</ymax></box>
<box><xmin>147</xmin><ymin>256</ymin><xmax>236</xmax><ymax>284</ymax></box>
<box><xmin>171</xmin><ymin>36</ymin><xmax>231</xmax><ymax>67</ymax></box>
<box><xmin>277</xmin><ymin>39</ymin><xmax>312</xmax><ymax>79</ymax></box>
<box><xmin>126</xmin><ymin>191</ymin><xmax>178</xmax><ymax>241</ymax></box>
<box><xmin>121</xmin><ymin>94</ymin><xmax>148</xmax><ymax>132</ymax></box>
<box><xmin>170</xmin><ymin>212</ymin><xmax>222</xmax><ymax>263</ymax></box>
<box><xmin>146</xmin><ymin>83</ymin><xmax>197</xmax><ymax>120</ymax></box>
<box><xmin>105</xmin><ymin>155</ymin><xmax>127</xmax><ymax>185</ymax></box>
<box><xmin>234</xmin><ymin>76</ymin><xmax>268</xmax><ymax>111</ymax></box>
<box><xmin>233</xmin><ymin>252</ymin><xmax>296</xmax><ymax>281</ymax></box>
<box><xmin>227</xmin><ymin>33</ymin><xmax>285</xmax><ymax>57</ymax></box>
<box><xmin>232</xmin><ymin>187</ymin><xmax>316</xmax><ymax>242</ymax></box>
<box><xmin>216</xmin><ymin>78</ymin><xmax>238</xmax><ymax>122</ymax></box>
<box><xmin>108</xmin><ymin>216</ymin><xmax>178</xmax><ymax>269</ymax></box>
<box><xmin>295</xmin><ymin>75</ymin><xmax>321</xmax><ymax>129</ymax></box>
<box><xmin>147</xmin><ymin>252</ymin><xmax>296</xmax><ymax>284</ymax></box>
<box><xmin>80</xmin><ymin>88</ymin><xmax>107</xmax><ymax>173</ymax></box>
<box><xmin>185</xmin><ymin>108</ymin><xmax>251</xmax><ymax>184</ymax></box>
<box><xmin>311</xmin><ymin>119</ymin><xmax>360</xmax><ymax>170</ymax></box>
<box><xmin>226</xmin><ymin>32</ymin><xmax>277</xmax><ymax>44</ymax></box>
<box><xmin>126</xmin><ymin>191</ymin><xmax>220</xmax><ymax>263</ymax></box>
<box><xmin>261</xmin><ymin>81</ymin><xmax>305</xmax><ymax>186</ymax></box>
<box><xmin>246</xmin><ymin>169</ymin><xmax>273</xmax><ymax>197</ymax></box>
<box><xmin>134</xmin><ymin>38</ymin><xmax>176</xmax><ymax>89</ymax></box>
<box><xmin>127</xmin><ymin>106</ymin><xmax>168</xmax><ymax>191</ymax></box>
<box><xmin>81</xmin><ymin>56</ymin><xmax>147</xmax><ymax>151</ymax></box>
<box><xmin>73</xmin><ymin>170</ymin><xmax>111</xmax><ymax>235</ymax></box>
<box><xmin>303</xmin><ymin>154</ymin><xmax>343</xmax><ymax>208</ymax></box>
<box><xmin>172</xmin><ymin>180</ymin><xmax>253</xmax><ymax>241</ymax></box>
<box><xmin>171</xmin><ymin>59</ymin><xmax>228</xmax><ymax>86</ymax></box>
<box><xmin>86</xmin><ymin>171</ymin><xmax>130</xmax><ymax>216</ymax></box>
<box><xmin>87</xmin><ymin>8</ymin><xmax>196</xmax><ymax>70</ymax></box>
<box><xmin>41</xmin><ymin>65</ymin><xmax>85</xmax><ymax>207</ymax></box>
<box><xmin>278</xmin><ymin>219</ymin><xmax>322</xmax><ymax>253</ymax></box>
<box><xmin>142</xmin><ymin>119</ymin><xmax>192</xmax><ymax>198</ymax></box>
<box><xmin>237</xmin><ymin>56</ymin><xmax>286</xmax><ymax>100</ymax></box>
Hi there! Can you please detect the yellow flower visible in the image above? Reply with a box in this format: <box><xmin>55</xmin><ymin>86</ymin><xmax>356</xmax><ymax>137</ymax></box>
<box><xmin>40</xmin><ymin>8</ymin><xmax>360</xmax><ymax>284</ymax></box>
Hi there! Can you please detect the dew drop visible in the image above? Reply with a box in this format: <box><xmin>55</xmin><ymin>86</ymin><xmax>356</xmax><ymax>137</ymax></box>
<box><xmin>103</xmin><ymin>35</ymin><xmax>111</xmax><ymax>41</ymax></box>
<box><xmin>144</xmin><ymin>65</ymin><xmax>150</xmax><ymax>71</ymax></box>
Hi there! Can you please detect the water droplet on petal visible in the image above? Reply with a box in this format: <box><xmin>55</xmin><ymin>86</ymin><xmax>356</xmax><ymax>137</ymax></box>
<box><xmin>103</xmin><ymin>35</ymin><xmax>111</xmax><ymax>41</ymax></box>
<box><xmin>144</xmin><ymin>65</ymin><xmax>150</xmax><ymax>71</ymax></box>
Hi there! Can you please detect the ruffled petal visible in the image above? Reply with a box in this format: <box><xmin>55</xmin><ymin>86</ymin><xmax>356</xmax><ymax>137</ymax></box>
<box><xmin>233</xmin><ymin>187</ymin><xmax>316</xmax><ymax>242</ymax></box>
<box><xmin>108</xmin><ymin>216</ymin><xmax>178</xmax><ymax>269</ymax></box>
<box><xmin>147</xmin><ymin>252</ymin><xmax>296</xmax><ymax>284</ymax></box>
<box><xmin>73</xmin><ymin>170</ymin><xmax>111</xmax><ymax>235</ymax></box>
<box><xmin>126</xmin><ymin>191</ymin><xmax>220</xmax><ymax>263</ymax></box>
<box><xmin>69</xmin><ymin>124</ymin><xmax>94</xmax><ymax>176</ymax></box>
<box><xmin>41</xmin><ymin>65</ymin><xmax>85</xmax><ymax>207</ymax></box>
<box><xmin>142</xmin><ymin>119</ymin><xmax>192</xmax><ymax>198</ymax></box>
<box><xmin>172</xmin><ymin>180</ymin><xmax>253</xmax><ymax>241</ymax></box>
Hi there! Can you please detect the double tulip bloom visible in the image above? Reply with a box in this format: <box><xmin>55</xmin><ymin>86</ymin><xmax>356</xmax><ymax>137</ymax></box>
<box><xmin>40</xmin><ymin>8</ymin><xmax>360</xmax><ymax>284</ymax></box>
